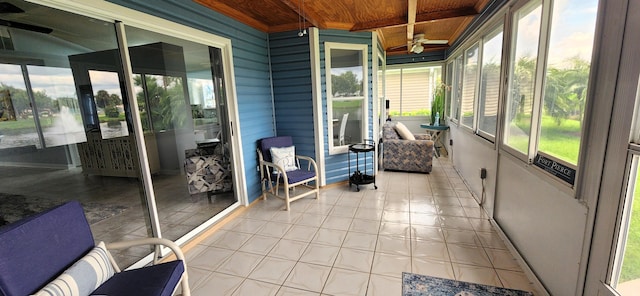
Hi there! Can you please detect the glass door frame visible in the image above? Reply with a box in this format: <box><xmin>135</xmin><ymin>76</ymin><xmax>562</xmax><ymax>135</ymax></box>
<box><xmin>581</xmin><ymin>0</ymin><xmax>640</xmax><ymax>294</ymax></box>
<box><xmin>373</xmin><ymin>33</ymin><xmax>385</xmax><ymax>173</ymax></box>
<box><xmin>34</xmin><ymin>0</ymin><xmax>247</xmax><ymax>261</ymax></box>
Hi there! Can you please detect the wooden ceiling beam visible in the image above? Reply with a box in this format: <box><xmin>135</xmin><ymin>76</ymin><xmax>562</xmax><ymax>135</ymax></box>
<box><xmin>376</xmin><ymin>30</ymin><xmax>388</xmax><ymax>51</ymax></box>
<box><xmin>407</xmin><ymin>0</ymin><xmax>417</xmax><ymax>53</ymax></box>
<box><xmin>278</xmin><ymin>0</ymin><xmax>325</xmax><ymax>29</ymax></box>
<box><xmin>407</xmin><ymin>0</ymin><xmax>417</xmax><ymax>40</ymax></box>
<box><xmin>194</xmin><ymin>0</ymin><xmax>270</xmax><ymax>32</ymax></box>
<box><xmin>350</xmin><ymin>6</ymin><xmax>479</xmax><ymax>32</ymax></box>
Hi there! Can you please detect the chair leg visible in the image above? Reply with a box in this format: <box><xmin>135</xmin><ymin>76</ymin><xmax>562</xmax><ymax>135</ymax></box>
<box><xmin>284</xmin><ymin>186</ymin><xmax>291</xmax><ymax>211</ymax></box>
<box><xmin>181</xmin><ymin>276</ymin><xmax>191</xmax><ymax>296</ymax></box>
<box><xmin>260</xmin><ymin>178</ymin><xmax>267</xmax><ymax>200</ymax></box>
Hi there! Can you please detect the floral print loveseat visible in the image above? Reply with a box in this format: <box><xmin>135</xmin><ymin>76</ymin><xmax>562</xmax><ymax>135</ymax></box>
<box><xmin>382</xmin><ymin>122</ymin><xmax>435</xmax><ymax>173</ymax></box>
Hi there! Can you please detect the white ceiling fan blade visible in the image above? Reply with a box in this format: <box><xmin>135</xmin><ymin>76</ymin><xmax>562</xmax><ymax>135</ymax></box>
<box><xmin>422</xmin><ymin>39</ymin><xmax>449</xmax><ymax>45</ymax></box>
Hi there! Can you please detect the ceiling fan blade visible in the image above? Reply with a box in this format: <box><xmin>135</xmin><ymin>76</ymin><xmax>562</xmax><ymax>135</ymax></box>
<box><xmin>0</xmin><ymin>2</ymin><xmax>24</xmax><ymax>13</ymax></box>
<box><xmin>0</xmin><ymin>19</ymin><xmax>52</xmax><ymax>34</ymax></box>
<box><xmin>388</xmin><ymin>44</ymin><xmax>408</xmax><ymax>50</ymax></box>
<box><xmin>422</xmin><ymin>39</ymin><xmax>449</xmax><ymax>45</ymax></box>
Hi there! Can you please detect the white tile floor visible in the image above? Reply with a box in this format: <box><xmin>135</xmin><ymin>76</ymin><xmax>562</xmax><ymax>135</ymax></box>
<box><xmin>185</xmin><ymin>158</ymin><xmax>537</xmax><ymax>295</ymax></box>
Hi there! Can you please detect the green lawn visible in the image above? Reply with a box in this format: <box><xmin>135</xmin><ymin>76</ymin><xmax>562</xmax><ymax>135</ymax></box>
<box><xmin>506</xmin><ymin>115</ymin><xmax>581</xmax><ymax>165</ymax></box>
<box><xmin>539</xmin><ymin>115</ymin><xmax>581</xmax><ymax>164</ymax></box>
<box><xmin>620</xmin><ymin>172</ymin><xmax>640</xmax><ymax>283</ymax></box>
<box><xmin>1</xmin><ymin>114</ymin><xmax>124</xmax><ymax>136</ymax></box>
<box><xmin>0</xmin><ymin>118</ymin><xmax>46</xmax><ymax>135</ymax></box>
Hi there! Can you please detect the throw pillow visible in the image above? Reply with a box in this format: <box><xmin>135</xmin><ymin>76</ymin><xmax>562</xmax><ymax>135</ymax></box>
<box><xmin>32</xmin><ymin>241</ymin><xmax>114</xmax><ymax>296</ymax></box>
<box><xmin>270</xmin><ymin>145</ymin><xmax>298</xmax><ymax>172</ymax></box>
<box><xmin>394</xmin><ymin>122</ymin><xmax>415</xmax><ymax>140</ymax></box>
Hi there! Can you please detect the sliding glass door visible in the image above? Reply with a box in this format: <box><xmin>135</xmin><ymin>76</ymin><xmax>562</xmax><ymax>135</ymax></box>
<box><xmin>123</xmin><ymin>25</ymin><xmax>238</xmax><ymax>241</ymax></box>
<box><xmin>0</xmin><ymin>0</ymin><xmax>239</xmax><ymax>268</ymax></box>
<box><xmin>0</xmin><ymin>2</ymin><xmax>151</xmax><ymax>267</ymax></box>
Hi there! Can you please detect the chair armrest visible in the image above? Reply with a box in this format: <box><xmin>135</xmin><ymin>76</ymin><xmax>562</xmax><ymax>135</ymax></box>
<box><xmin>106</xmin><ymin>237</ymin><xmax>186</xmax><ymax>265</ymax></box>
<box><xmin>384</xmin><ymin>138</ymin><xmax>433</xmax><ymax>145</ymax></box>
<box><xmin>415</xmin><ymin>134</ymin><xmax>432</xmax><ymax>141</ymax></box>
<box><xmin>105</xmin><ymin>237</ymin><xmax>190</xmax><ymax>296</ymax></box>
<box><xmin>260</xmin><ymin>160</ymin><xmax>286</xmax><ymax>173</ymax></box>
<box><xmin>296</xmin><ymin>155</ymin><xmax>318</xmax><ymax>172</ymax></box>
<box><xmin>384</xmin><ymin>139</ymin><xmax>434</xmax><ymax>152</ymax></box>
<box><xmin>260</xmin><ymin>160</ymin><xmax>288</xmax><ymax>183</ymax></box>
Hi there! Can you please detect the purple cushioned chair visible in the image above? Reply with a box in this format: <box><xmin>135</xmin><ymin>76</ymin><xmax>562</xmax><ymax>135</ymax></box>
<box><xmin>258</xmin><ymin>136</ymin><xmax>319</xmax><ymax>211</ymax></box>
<box><xmin>0</xmin><ymin>201</ymin><xmax>190</xmax><ymax>296</ymax></box>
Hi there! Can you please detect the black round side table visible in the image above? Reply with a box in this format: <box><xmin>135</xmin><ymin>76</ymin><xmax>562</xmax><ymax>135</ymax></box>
<box><xmin>348</xmin><ymin>139</ymin><xmax>377</xmax><ymax>191</ymax></box>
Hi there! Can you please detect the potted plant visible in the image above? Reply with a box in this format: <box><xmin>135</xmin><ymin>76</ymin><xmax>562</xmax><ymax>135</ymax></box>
<box><xmin>430</xmin><ymin>83</ymin><xmax>448</xmax><ymax>126</ymax></box>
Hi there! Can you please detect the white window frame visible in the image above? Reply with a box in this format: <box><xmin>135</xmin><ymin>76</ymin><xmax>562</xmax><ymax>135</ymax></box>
<box><xmin>385</xmin><ymin>62</ymin><xmax>443</xmax><ymax>118</ymax></box>
<box><xmin>444</xmin><ymin>60</ymin><xmax>454</xmax><ymax>122</ymax></box>
<box><xmin>501</xmin><ymin>0</ymin><xmax>544</xmax><ymax>164</ymax></box>
<box><xmin>501</xmin><ymin>0</ymin><xmax>600</xmax><ymax>188</ymax></box>
<box><xmin>325</xmin><ymin>42</ymin><xmax>368</xmax><ymax>155</ymax></box>
<box><xmin>476</xmin><ymin>25</ymin><xmax>505</xmax><ymax>141</ymax></box>
<box><xmin>450</xmin><ymin>54</ymin><xmax>464</xmax><ymax>124</ymax></box>
<box><xmin>460</xmin><ymin>42</ymin><xmax>481</xmax><ymax>131</ymax></box>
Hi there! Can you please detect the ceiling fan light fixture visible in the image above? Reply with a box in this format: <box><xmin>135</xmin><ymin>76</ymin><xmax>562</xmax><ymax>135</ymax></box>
<box><xmin>411</xmin><ymin>43</ymin><xmax>424</xmax><ymax>54</ymax></box>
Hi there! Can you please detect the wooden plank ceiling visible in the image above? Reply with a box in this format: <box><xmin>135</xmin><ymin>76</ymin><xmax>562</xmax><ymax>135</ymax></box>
<box><xmin>195</xmin><ymin>0</ymin><xmax>491</xmax><ymax>55</ymax></box>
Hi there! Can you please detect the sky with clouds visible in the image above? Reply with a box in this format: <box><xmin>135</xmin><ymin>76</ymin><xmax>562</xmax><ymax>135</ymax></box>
<box><xmin>516</xmin><ymin>0</ymin><xmax>599</xmax><ymax>68</ymax></box>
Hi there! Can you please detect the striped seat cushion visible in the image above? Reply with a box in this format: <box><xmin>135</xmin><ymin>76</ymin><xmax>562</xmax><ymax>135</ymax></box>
<box><xmin>32</xmin><ymin>241</ymin><xmax>114</xmax><ymax>296</ymax></box>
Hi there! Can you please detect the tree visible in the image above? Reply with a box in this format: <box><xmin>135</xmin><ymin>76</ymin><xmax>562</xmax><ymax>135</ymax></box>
<box><xmin>510</xmin><ymin>56</ymin><xmax>536</xmax><ymax>130</ymax></box>
<box><xmin>94</xmin><ymin>90</ymin><xmax>122</xmax><ymax>118</ymax></box>
<box><xmin>543</xmin><ymin>56</ymin><xmax>590</xmax><ymax>125</ymax></box>
<box><xmin>332</xmin><ymin>71</ymin><xmax>361</xmax><ymax>97</ymax></box>
<box><xmin>94</xmin><ymin>90</ymin><xmax>110</xmax><ymax>109</ymax></box>
<box><xmin>134</xmin><ymin>75</ymin><xmax>187</xmax><ymax>131</ymax></box>
<box><xmin>109</xmin><ymin>94</ymin><xmax>122</xmax><ymax>106</ymax></box>
<box><xmin>0</xmin><ymin>84</ymin><xmax>29</xmax><ymax>115</ymax></box>
<box><xmin>104</xmin><ymin>105</ymin><xmax>119</xmax><ymax>118</ymax></box>
<box><xmin>0</xmin><ymin>84</ymin><xmax>56</xmax><ymax>117</ymax></box>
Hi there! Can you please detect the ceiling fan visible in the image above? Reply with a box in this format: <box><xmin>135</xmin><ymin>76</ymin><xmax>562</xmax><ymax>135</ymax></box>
<box><xmin>0</xmin><ymin>1</ymin><xmax>52</xmax><ymax>34</ymax></box>
<box><xmin>408</xmin><ymin>33</ymin><xmax>448</xmax><ymax>54</ymax></box>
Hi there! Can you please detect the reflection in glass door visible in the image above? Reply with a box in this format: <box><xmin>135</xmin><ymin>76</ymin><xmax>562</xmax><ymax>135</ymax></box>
<box><xmin>124</xmin><ymin>25</ymin><xmax>238</xmax><ymax>242</ymax></box>
<box><xmin>0</xmin><ymin>64</ymin><xmax>40</xmax><ymax>149</ymax></box>
<box><xmin>88</xmin><ymin>70</ymin><xmax>129</xmax><ymax>140</ymax></box>
<box><xmin>0</xmin><ymin>1</ymin><xmax>239</xmax><ymax>269</ymax></box>
<box><xmin>0</xmin><ymin>2</ymin><xmax>151</xmax><ymax>268</ymax></box>
<box><xmin>27</xmin><ymin>65</ymin><xmax>87</xmax><ymax>147</ymax></box>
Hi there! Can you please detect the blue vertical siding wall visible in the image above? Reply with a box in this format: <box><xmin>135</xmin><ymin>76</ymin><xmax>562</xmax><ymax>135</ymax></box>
<box><xmin>268</xmin><ymin>31</ymin><xmax>316</xmax><ymax>158</ymax></box>
<box><xmin>107</xmin><ymin>0</ymin><xmax>275</xmax><ymax>203</ymax></box>
<box><xmin>319</xmin><ymin>30</ymin><xmax>374</xmax><ymax>185</ymax></box>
